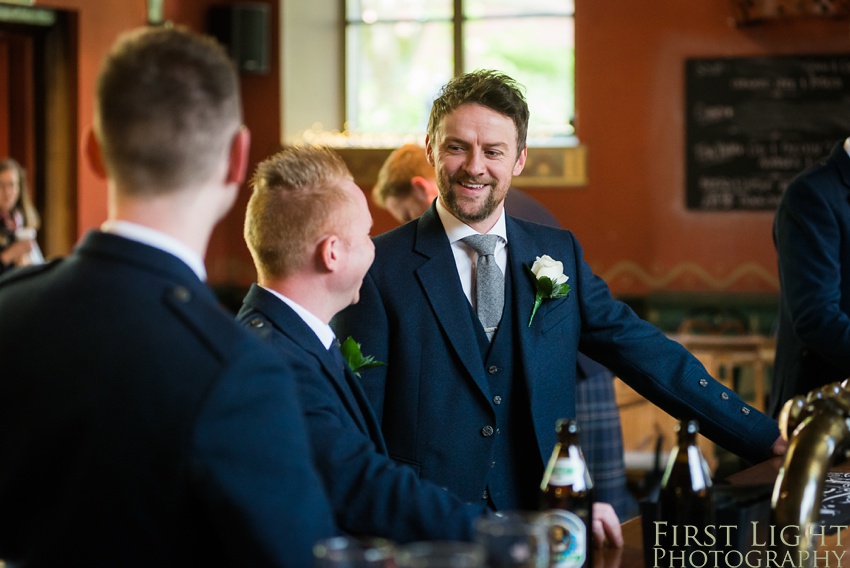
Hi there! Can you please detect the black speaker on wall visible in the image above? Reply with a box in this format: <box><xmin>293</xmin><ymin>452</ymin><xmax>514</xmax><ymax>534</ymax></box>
<box><xmin>207</xmin><ymin>3</ymin><xmax>269</xmax><ymax>75</ymax></box>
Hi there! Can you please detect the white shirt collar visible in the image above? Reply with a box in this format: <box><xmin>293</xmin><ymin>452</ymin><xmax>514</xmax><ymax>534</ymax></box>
<box><xmin>435</xmin><ymin>197</ymin><xmax>508</xmax><ymax>245</ymax></box>
<box><xmin>435</xmin><ymin>198</ymin><xmax>508</xmax><ymax>307</ymax></box>
<box><xmin>260</xmin><ymin>286</ymin><xmax>336</xmax><ymax>350</ymax></box>
<box><xmin>100</xmin><ymin>220</ymin><xmax>207</xmax><ymax>281</ymax></box>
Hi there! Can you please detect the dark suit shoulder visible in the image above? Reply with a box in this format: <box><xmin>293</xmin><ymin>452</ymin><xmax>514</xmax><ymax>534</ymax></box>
<box><xmin>505</xmin><ymin>189</ymin><xmax>561</xmax><ymax>228</ymax></box>
<box><xmin>238</xmin><ymin>309</ymin><xmax>274</xmax><ymax>342</ymax></box>
<box><xmin>0</xmin><ymin>258</ymin><xmax>62</xmax><ymax>288</ymax></box>
<box><xmin>782</xmin><ymin>143</ymin><xmax>849</xmax><ymax>200</ymax></box>
<box><xmin>507</xmin><ymin>214</ymin><xmax>580</xmax><ymax>252</ymax></box>
<box><xmin>164</xmin><ymin>286</ymin><xmax>275</xmax><ymax>367</ymax></box>
<box><xmin>373</xmin><ymin>218</ymin><xmax>418</xmax><ymax>251</ymax></box>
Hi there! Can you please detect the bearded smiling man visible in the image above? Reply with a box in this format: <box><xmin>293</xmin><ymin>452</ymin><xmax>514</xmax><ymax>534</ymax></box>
<box><xmin>433</xmin><ymin>102</ymin><xmax>525</xmax><ymax>224</ymax></box>
<box><xmin>332</xmin><ymin>69</ymin><xmax>786</xmax><ymax>549</ymax></box>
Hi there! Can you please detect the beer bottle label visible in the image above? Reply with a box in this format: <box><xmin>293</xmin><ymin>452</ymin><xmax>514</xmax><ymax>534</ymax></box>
<box><xmin>544</xmin><ymin>510</ymin><xmax>587</xmax><ymax>568</ymax></box>
<box><xmin>549</xmin><ymin>457</ymin><xmax>585</xmax><ymax>487</ymax></box>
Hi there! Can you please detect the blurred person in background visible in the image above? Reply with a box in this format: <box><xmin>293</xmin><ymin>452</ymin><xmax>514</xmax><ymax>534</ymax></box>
<box><xmin>770</xmin><ymin>139</ymin><xmax>850</xmax><ymax>416</ymax></box>
<box><xmin>0</xmin><ymin>157</ymin><xmax>43</xmax><ymax>273</ymax></box>
<box><xmin>238</xmin><ymin>144</ymin><xmax>486</xmax><ymax>544</ymax></box>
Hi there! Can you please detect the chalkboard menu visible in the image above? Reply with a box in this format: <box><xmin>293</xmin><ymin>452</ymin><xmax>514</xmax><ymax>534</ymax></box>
<box><xmin>686</xmin><ymin>55</ymin><xmax>850</xmax><ymax>211</ymax></box>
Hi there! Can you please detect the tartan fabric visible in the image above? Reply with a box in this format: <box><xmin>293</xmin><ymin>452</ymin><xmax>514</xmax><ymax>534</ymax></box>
<box><xmin>574</xmin><ymin>359</ymin><xmax>629</xmax><ymax>521</ymax></box>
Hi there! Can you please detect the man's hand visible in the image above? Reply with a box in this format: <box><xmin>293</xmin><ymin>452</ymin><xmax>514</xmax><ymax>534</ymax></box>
<box><xmin>592</xmin><ymin>502</ymin><xmax>623</xmax><ymax>549</ymax></box>
<box><xmin>771</xmin><ymin>435</ymin><xmax>788</xmax><ymax>456</ymax></box>
<box><xmin>1</xmin><ymin>239</ymin><xmax>33</xmax><ymax>265</ymax></box>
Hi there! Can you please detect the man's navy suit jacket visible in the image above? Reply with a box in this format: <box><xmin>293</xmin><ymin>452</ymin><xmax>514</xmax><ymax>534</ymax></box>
<box><xmin>0</xmin><ymin>232</ymin><xmax>336</xmax><ymax>567</ymax></box>
<box><xmin>332</xmin><ymin>204</ymin><xmax>780</xmax><ymax>506</ymax></box>
<box><xmin>237</xmin><ymin>284</ymin><xmax>484</xmax><ymax>543</ymax></box>
<box><xmin>770</xmin><ymin>142</ymin><xmax>850</xmax><ymax>416</ymax></box>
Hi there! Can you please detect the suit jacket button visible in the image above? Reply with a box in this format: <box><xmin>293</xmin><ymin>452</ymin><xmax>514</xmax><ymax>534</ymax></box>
<box><xmin>249</xmin><ymin>318</ymin><xmax>265</xmax><ymax>328</ymax></box>
<box><xmin>481</xmin><ymin>425</ymin><xmax>494</xmax><ymax>437</ymax></box>
<box><xmin>741</xmin><ymin>407</ymin><xmax>751</xmax><ymax>415</ymax></box>
<box><xmin>488</xmin><ymin>365</ymin><xmax>499</xmax><ymax>374</ymax></box>
<box><xmin>698</xmin><ymin>378</ymin><xmax>708</xmax><ymax>387</ymax></box>
<box><xmin>493</xmin><ymin>395</ymin><xmax>502</xmax><ymax>405</ymax></box>
<box><xmin>721</xmin><ymin>392</ymin><xmax>729</xmax><ymax>400</ymax></box>
<box><xmin>481</xmin><ymin>488</ymin><xmax>489</xmax><ymax>500</ymax></box>
<box><xmin>172</xmin><ymin>286</ymin><xmax>191</xmax><ymax>302</ymax></box>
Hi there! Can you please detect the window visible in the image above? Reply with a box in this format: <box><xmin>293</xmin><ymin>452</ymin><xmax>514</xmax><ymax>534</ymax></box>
<box><xmin>344</xmin><ymin>0</ymin><xmax>575</xmax><ymax>146</ymax></box>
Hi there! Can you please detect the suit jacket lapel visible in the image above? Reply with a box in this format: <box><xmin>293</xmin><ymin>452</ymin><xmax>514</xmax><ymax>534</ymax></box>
<box><xmin>340</xmin><ymin>365</ymin><xmax>388</xmax><ymax>453</ymax></box>
<box><xmin>242</xmin><ymin>285</ymin><xmax>377</xmax><ymax>439</ymax></box>
<box><xmin>414</xmin><ymin>205</ymin><xmax>492</xmax><ymax>399</ymax></box>
<box><xmin>505</xmin><ymin>218</ymin><xmax>540</xmax><ymax>331</ymax></box>
<box><xmin>506</xmin><ymin>217</ymin><xmax>550</xmax><ymax>399</ymax></box>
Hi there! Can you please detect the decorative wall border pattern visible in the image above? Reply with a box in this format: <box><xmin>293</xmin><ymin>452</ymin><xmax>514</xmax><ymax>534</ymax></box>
<box><xmin>600</xmin><ymin>260</ymin><xmax>779</xmax><ymax>291</ymax></box>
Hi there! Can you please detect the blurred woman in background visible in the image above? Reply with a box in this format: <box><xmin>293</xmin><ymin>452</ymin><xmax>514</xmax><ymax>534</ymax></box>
<box><xmin>0</xmin><ymin>157</ymin><xmax>43</xmax><ymax>274</ymax></box>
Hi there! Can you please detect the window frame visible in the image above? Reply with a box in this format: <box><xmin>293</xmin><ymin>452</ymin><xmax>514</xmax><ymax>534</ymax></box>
<box><xmin>342</xmin><ymin>0</ymin><xmax>576</xmax><ymax>145</ymax></box>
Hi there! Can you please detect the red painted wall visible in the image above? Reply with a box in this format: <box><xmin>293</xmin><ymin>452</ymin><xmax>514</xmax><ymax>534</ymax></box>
<box><xmin>40</xmin><ymin>0</ymin><xmax>279</xmax><ymax>285</ymax></box>
<box><xmin>553</xmin><ymin>1</ymin><xmax>850</xmax><ymax>295</ymax></box>
<box><xmin>30</xmin><ymin>0</ymin><xmax>850</xmax><ymax>294</ymax></box>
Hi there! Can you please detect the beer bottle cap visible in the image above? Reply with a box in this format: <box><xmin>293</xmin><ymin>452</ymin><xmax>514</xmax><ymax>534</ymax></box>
<box><xmin>555</xmin><ymin>418</ymin><xmax>579</xmax><ymax>434</ymax></box>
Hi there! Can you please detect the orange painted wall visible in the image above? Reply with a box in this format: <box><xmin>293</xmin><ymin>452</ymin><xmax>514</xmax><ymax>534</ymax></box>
<box><xmin>39</xmin><ymin>0</ymin><xmax>278</xmax><ymax>285</ymax></box>
<box><xmin>32</xmin><ymin>0</ymin><xmax>850</xmax><ymax>294</ymax></box>
<box><xmin>531</xmin><ymin>0</ymin><xmax>850</xmax><ymax>296</ymax></box>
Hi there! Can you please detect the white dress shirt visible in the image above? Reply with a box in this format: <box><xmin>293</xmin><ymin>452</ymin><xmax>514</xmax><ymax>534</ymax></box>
<box><xmin>435</xmin><ymin>198</ymin><xmax>508</xmax><ymax>310</ymax></box>
<box><xmin>101</xmin><ymin>220</ymin><xmax>207</xmax><ymax>281</ymax></box>
<box><xmin>261</xmin><ymin>286</ymin><xmax>336</xmax><ymax>349</ymax></box>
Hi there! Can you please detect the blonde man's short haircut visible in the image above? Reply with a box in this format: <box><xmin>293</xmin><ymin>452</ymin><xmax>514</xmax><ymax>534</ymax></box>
<box><xmin>372</xmin><ymin>143</ymin><xmax>434</xmax><ymax>208</ymax></box>
<box><xmin>245</xmin><ymin>145</ymin><xmax>354</xmax><ymax>279</ymax></box>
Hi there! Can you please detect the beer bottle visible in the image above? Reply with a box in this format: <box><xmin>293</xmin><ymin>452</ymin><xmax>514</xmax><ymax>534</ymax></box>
<box><xmin>657</xmin><ymin>420</ymin><xmax>714</xmax><ymax>563</ymax></box>
<box><xmin>540</xmin><ymin>418</ymin><xmax>593</xmax><ymax>568</ymax></box>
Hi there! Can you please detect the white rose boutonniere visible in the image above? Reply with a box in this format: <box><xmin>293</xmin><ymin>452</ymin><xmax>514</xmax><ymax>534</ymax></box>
<box><xmin>527</xmin><ymin>255</ymin><xmax>571</xmax><ymax>327</ymax></box>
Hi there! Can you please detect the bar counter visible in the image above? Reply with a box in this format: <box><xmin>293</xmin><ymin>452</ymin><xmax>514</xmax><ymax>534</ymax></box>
<box><xmin>598</xmin><ymin>457</ymin><xmax>850</xmax><ymax>568</ymax></box>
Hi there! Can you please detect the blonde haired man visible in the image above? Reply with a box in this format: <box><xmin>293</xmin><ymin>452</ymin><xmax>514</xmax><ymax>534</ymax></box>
<box><xmin>238</xmin><ymin>145</ymin><xmax>485</xmax><ymax>543</ymax></box>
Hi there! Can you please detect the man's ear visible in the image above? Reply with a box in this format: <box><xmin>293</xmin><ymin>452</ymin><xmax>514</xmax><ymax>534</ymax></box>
<box><xmin>226</xmin><ymin>126</ymin><xmax>251</xmax><ymax>185</ymax></box>
<box><xmin>318</xmin><ymin>234</ymin><xmax>341</xmax><ymax>273</ymax></box>
<box><xmin>512</xmin><ymin>146</ymin><xmax>528</xmax><ymax>177</ymax></box>
<box><xmin>411</xmin><ymin>176</ymin><xmax>438</xmax><ymax>203</ymax></box>
<box><xmin>424</xmin><ymin>135</ymin><xmax>436</xmax><ymax>167</ymax></box>
<box><xmin>84</xmin><ymin>128</ymin><xmax>108</xmax><ymax>180</ymax></box>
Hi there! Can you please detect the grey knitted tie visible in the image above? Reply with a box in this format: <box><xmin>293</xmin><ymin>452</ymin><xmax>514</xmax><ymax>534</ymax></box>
<box><xmin>462</xmin><ymin>234</ymin><xmax>504</xmax><ymax>342</ymax></box>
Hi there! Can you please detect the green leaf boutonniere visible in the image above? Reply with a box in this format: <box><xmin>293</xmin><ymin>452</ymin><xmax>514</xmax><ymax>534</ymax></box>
<box><xmin>526</xmin><ymin>255</ymin><xmax>571</xmax><ymax>327</ymax></box>
<box><xmin>339</xmin><ymin>336</ymin><xmax>386</xmax><ymax>378</ymax></box>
